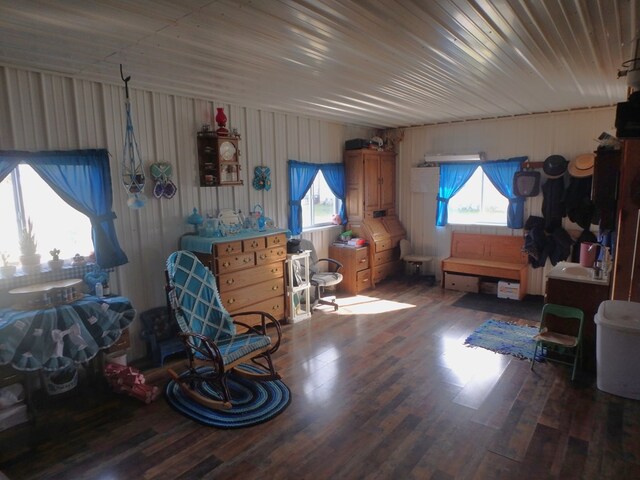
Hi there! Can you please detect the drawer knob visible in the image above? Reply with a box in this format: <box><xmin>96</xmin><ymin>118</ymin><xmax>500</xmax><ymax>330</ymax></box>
<box><xmin>226</xmin><ymin>246</ymin><xmax>233</xmax><ymax>253</ymax></box>
<box><xmin>271</xmin><ymin>268</ymin><xmax>278</xmax><ymax>273</ymax></box>
<box><xmin>252</xmin><ymin>241</ymin><xmax>258</xmax><ymax>247</ymax></box>
<box><xmin>226</xmin><ymin>279</ymin><xmax>235</xmax><ymax>285</ymax></box>
<box><xmin>222</xmin><ymin>261</ymin><xmax>230</xmax><ymax>267</ymax></box>
<box><xmin>274</xmin><ymin>238</ymin><xmax>280</xmax><ymax>244</ymax></box>
<box><xmin>359</xmin><ymin>259</ymin><xmax>366</xmax><ymax>263</ymax></box>
<box><xmin>260</xmin><ymin>254</ymin><xmax>267</xmax><ymax>260</ymax></box>
<box><xmin>273</xmin><ymin>305</ymin><xmax>280</xmax><ymax>310</ymax></box>
<box><xmin>272</xmin><ymin>285</ymin><xmax>279</xmax><ymax>291</ymax></box>
<box><xmin>277</xmin><ymin>250</ymin><xmax>284</xmax><ymax>255</ymax></box>
<box><xmin>228</xmin><ymin>298</ymin><xmax>235</xmax><ymax>304</ymax></box>
<box><xmin>243</xmin><ymin>257</ymin><xmax>251</xmax><ymax>263</ymax></box>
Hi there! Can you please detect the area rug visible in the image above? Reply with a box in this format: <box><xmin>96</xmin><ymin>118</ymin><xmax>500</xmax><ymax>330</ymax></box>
<box><xmin>453</xmin><ymin>293</ymin><xmax>544</xmax><ymax>321</ymax></box>
<box><xmin>464</xmin><ymin>319</ymin><xmax>544</xmax><ymax>361</ymax></box>
<box><xmin>165</xmin><ymin>365</ymin><xmax>291</xmax><ymax>429</ymax></box>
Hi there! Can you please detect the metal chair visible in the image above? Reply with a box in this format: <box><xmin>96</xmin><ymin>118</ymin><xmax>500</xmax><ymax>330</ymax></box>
<box><xmin>165</xmin><ymin>250</ymin><xmax>282</xmax><ymax>409</ymax></box>
<box><xmin>298</xmin><ymin>239</ymin><xmax>343</xmax><ymax>311</ymax></box>
<box><xmin>531</xmin><ymin>303</ymin><xmax>584</xmax><ymax>381</ymax></box>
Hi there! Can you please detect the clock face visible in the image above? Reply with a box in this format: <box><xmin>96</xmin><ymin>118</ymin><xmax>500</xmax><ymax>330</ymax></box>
<box><xmin>219</xmin><ymin>141</ymin><xmax>237</xmax><ymax>161</ymax></box>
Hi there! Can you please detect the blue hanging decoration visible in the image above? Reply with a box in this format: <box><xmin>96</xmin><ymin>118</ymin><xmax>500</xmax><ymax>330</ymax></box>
<box><xmin>150</xmin><ymin>162</ymin><xmax>177</xmax><ymax>199</ymax></box>
<box><xmin>120</xmin><ymin>65</ymin><xmax>147</xmax><ymax>209</ymax></box>
<box><xmin>253</xmin><ymin>166</ymin><xmax>271</xmax><ymax>191</ymax></box>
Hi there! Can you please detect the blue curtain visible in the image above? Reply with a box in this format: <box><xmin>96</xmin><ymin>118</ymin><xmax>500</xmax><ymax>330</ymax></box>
<box><xmin>0</xmin><ymin>149</ymin><xmax>128</xmax><ymax>268</ymax></box>
<box><xmin>482</xmin><ymin>156</ymin><xmax>526</xmax><ymax>229</ymax></box>
<box><xmin>436</xmin><ymin>163</ymin><xmax>479</xmax><ymax>226</ymax></box>
<box><xmin>319</xmin><ymin>162</ymin><xmax>346</xmax><ymax>225</ymax></box>
<box><xmin>288</xmin><ymin>160</ymin><xmax>320</xmax><ymax>235</ymax></box>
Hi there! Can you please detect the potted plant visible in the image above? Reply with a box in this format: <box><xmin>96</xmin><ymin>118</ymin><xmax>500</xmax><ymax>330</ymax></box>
<box><xmin>19</xmin><ymin>218</ymin><xmax>41</xmax><ymax>274</ymax></box>
<box><xmin>0</xmin><ymin>252</ymin><xmax>16</xmax><ymax>279</ymax></box>
<box><xmin>48</xmin><ymin>248</ymin><xmax>64</xmax><ymax>271</ymax></box>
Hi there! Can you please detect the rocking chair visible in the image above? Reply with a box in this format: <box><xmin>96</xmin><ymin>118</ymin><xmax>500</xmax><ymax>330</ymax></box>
<box><xmin>165</xmin><ymin>250</ymin><xmax>282</xmax><ymax>409</ymax></box>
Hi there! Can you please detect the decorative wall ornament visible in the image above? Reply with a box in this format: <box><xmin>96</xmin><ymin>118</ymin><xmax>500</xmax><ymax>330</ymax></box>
<box><xmin>120</xmin><ymin>65</ymin><xmax>147</xmax><ymax>209</ymax></box>
<box><xmin>253</xmin><ymin>166</ymin><xmax>271</xmax><ymax>191</ymax></box>
<box><xmin>150</xmin><ymin>162</ymin><xmax>177</xmax><ymax>199</ymax></box>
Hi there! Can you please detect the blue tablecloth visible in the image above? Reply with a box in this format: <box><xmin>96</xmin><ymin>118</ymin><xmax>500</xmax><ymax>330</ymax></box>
<box><xmin>0</xmin><ymin>295</ymin><xmax>135</xmax><ymax>372</ymax></box>
<box><xmin>181</xmin><ymin>228</ymin><xmax>290</xmax><ymax>253</ymax></box>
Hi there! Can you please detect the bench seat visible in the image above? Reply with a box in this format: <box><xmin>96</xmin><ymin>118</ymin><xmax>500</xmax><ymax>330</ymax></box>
<box><xmin>441</xmin><ymin>232</ymin><xmax>528</xmax><ymax>300</ymax></box>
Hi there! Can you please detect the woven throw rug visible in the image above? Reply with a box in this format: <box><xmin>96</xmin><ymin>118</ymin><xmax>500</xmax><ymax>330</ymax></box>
<box><xmin>464</xmin><ymin>319</ymin><xmax>544</xmax><ymax>361</ymax></box>
<box><xmin>165</xmin><ymin>365</ymin><xmax>291</xmax><ymax>429</ymax></box>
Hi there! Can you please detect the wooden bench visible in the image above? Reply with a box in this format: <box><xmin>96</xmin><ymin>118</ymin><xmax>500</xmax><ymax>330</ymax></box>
<box><xmin>441</xmin><ymin>232</ymin><xmax>528</xmax><ymax>300</ymax></box>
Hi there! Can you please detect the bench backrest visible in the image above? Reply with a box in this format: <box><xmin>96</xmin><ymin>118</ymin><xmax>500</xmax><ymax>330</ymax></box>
<box><xmin>450</xmin><ymin>232</ymin><xmax>527</xmax><ymax>265</ymax></box>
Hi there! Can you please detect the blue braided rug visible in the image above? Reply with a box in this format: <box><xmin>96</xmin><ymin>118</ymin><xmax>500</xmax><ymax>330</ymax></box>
<box><xmin>165</xmin><ymin>365</ymin><xmax>291</xmax><ymax>429</ymax></box>
<box><xmin>464</xmin><ymin>319</ymin><xmax>544</xmax><ymax>361</ymax></box>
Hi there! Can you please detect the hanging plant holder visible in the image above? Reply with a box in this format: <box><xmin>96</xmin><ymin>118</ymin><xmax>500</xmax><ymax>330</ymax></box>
<box><xmin>120</xmin><ymin>65</ymin><xmax>147</xmax><ymax>209</ymax></box>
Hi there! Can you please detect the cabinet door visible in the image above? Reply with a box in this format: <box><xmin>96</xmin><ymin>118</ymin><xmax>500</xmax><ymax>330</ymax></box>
<box><xmin>363</xmin><ymin>154</ymin><xmax>381</xmax><ymax>212</ymax></box>
<box><xmin>379</xmin><ymin>154</ymin><xmax>396</xmax><ymax>212</ymax></box>
<box><xmin>345</xmin><ymin>152</ymin><xmax>364</xmax><ymax>223</ymax></box>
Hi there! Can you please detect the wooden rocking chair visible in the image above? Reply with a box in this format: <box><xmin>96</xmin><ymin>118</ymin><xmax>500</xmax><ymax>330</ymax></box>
<box><xmin>165</xmin><ymin>250</ymin><xmax>282</xmax><ymax>409</ymax></box>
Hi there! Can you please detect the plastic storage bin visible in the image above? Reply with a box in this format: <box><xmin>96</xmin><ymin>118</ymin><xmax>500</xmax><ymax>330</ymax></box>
<box><xmin>594</xmin><ymin>300</ymin><xmax>640</xmax><ymax>399</ymax></box>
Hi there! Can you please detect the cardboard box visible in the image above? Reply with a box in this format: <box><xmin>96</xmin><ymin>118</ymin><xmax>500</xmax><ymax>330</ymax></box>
<box><xmin>445</xmin><ymin>273</ymin><xmax>479</xmax><ymax>293</ymax></box>
<box><xmin>498</xmin><ymin>281</ymin><xmax>520</xmax><ymax>300</ymax></box>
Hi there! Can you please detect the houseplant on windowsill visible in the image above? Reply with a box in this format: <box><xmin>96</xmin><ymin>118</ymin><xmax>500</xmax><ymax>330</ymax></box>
<box><xmin>48</xmin><ymin>248</ymin><xmax>64</xmax><ymax>271</ymax></box>
<box><xmin>0</xmin><ymin>252</ymin><xmax>16</xmax><ymax>279</ymax></box>
<box><xmin>19</xmin><ymin>218</ymin><xmax>41</xmax><ymax>275</ymax></box>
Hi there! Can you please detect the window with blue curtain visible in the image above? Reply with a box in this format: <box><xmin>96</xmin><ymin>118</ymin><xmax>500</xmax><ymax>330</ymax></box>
<box><xmin>481</xmin><ymin>157</ymin><xmax>526</xmax><ymax>229</ymax></box>
<box><xmin>287</xmin><ymin>160</ymin><xmax>346</xmax><ymax>235</ymax></box>
<box><xmin>436</xmin><ymin>157</ymin><xmax>526</xmax><ymax>228</ymax></box>
<box><xmin>0</xmin><ymin>149</ymin><xmax>129</xmax><ymax>268</ymax></box>
<box><xmin>436</xmin><ymin>163</ymin><xmax>479</xmax><ymax>226</ymax></box>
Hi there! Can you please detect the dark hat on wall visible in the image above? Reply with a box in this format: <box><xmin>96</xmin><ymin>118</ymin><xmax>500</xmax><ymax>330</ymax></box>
<box><xmin>543</xmin><ymin>155</ymin><xmax>568</xmax><ymax>179</ymax></box>
<box><xmin>568</xmin><ymin>153</ymin><xmax>595</xmax><ymax>178</ymax></box>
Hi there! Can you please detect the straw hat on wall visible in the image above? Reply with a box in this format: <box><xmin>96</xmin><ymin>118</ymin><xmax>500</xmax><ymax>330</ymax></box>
<box><xmin>568</xmin><ymin>153</ymin><xmax>595</xmax><ymax>178</ymax></box>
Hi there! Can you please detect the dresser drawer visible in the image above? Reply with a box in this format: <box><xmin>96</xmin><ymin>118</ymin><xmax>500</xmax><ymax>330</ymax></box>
<box><xmin>356</xmin><ymin>268</ymin><xmax>372</xmax><ymax>292</ymax></box>
<box><xmin>266</xmin><ymin>233</ymin><xmax>287</xmax><ymax>248</ymax></box>
<box><xmin>233</xmin><ymin>296</ymin><xmax>286</xmax><ymax>325</ymax></box>
<box><xmin>243</xmin><ymin>237</ymin><xmax>266</xmax><ymax>252</ymax></box>
<box><xmin>216</xmin><ymin>252</ymin><xmax>255</xmax><ymax>274</ymax></box>
<box><xmin>218</xmin><ymin>262</ymin><xmax>284</xmax><ymax>292</ymax></box>
<box><xmin>373</xmin><ymin>249</ymin><xmax>396</xmax><ymax>265</ymax></box>
<box><xmin>372</xmin><ymin>262</ymin><xmax>398</xmax><ymax>283</ymax></box>
<box><xmin>215</xmin><ymin>241</ymin><xmax>242</xmax><ymax>257</ymax></box>
<box><xmin>220</xmin><ymin>277</ymin><xmax>284</xmax><ymax>310</ymax></box>
<box><xmin>256</xmin><ymin>246</ymin><xmax>287</xmax><ymax>266</ymax></box>
<box><xmin>373</xmin><ymin>239</ymin><xmax>393</xmax><ymax>253</ymax></box>
<box><xmin>355</xmin><ymin>248</ymin><xmax>369</xmax><ymax>271</ymax></box>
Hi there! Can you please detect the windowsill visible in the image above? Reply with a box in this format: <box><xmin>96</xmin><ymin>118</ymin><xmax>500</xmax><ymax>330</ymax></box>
<box><xmin>302</xmin><ymin>224</ymin><xmax>343</xmax><ymax>234</ymax></box>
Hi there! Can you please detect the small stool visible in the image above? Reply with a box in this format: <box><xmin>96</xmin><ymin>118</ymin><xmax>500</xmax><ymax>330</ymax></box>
<box><xmin>399</xmin><ymin>239</ymin><xmax>434</xmax><ymax>284</ymax></box>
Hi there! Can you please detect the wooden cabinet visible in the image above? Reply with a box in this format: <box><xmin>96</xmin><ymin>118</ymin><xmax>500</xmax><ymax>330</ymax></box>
<box><xmin>197</xmin><ymin>129</ymin><xmax>242</xmax><ymax>187</ymax></box>
<box><xmin>545</xmin><ymin>277</ymin><xmax>610</xmax><ymax>372</ymax></box>
<box><xmin>328</xmin><ymin>244</ymin><xmax>371</xmax><ymax>295</ymax></box>
<box><xmin>611</xmin><ymin>139</ymin><xmax>640</xmax><ymax>301</ymax></box>
<box><xmin>345</xmin><ymin>149</ymin><xmax>396</xmax><ymax>223</ymax></box>
<box><xmin>191</xmin><ymin>231</ymin><xmax>287</xmax><ymax>326</ymax></box>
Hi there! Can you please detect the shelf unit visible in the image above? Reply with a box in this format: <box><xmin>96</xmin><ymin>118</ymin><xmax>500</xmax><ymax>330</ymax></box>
<box><xmin>286</xmin><ymin>250</ymin><xmax>312</xmax><ymax>323</ymax></box>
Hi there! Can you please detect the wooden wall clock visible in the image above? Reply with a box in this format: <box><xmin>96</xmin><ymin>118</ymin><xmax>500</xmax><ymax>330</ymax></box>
<box><xmin>197</xmin><ymin>129</ymin><xmax>243</xmax><ymax>187</ymax></box>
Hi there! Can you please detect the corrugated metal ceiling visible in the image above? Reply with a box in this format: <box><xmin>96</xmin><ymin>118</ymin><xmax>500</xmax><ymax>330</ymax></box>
<box><xmin>0</xmin><ymin>0</ymin><xmax>637</xmax><ymax>128</ymax></box>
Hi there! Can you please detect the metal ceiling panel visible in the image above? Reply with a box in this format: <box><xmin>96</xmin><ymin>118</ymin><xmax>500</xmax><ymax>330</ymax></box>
<box><xmin>0</xmin><ymin>0</ymin><xmax>636</xmax><ymax>128</ymax></box>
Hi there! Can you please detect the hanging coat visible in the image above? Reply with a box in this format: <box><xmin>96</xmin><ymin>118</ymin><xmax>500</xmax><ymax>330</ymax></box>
<box><xmin>541</xmin><ymin>178</ymin><xmax>565</xmax><ymax>231</ymax></box>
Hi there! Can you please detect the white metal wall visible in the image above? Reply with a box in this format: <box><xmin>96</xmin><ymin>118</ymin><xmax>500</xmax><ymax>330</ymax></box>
<box><xmin>396</xmin><ymin>107</ymin><xmax>617</xmax><ymax>295</ymax></box>
<box><xmin>0</xmin><ymin>65</ymin><xmax>371</xmax><ymax>360</ymax></box>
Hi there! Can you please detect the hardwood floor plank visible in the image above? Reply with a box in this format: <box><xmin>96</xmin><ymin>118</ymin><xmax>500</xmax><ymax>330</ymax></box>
<box><xmin>1</xmin><ymin>279</ymin><xmax>639</xmax><ymax>479</ymax></box>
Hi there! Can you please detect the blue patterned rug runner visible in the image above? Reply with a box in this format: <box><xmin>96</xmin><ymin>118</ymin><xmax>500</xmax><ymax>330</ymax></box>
<box><xmin>165</xmin><ymin>364</ymin><xmax>291</xmax><ymax>429</ymax></box>
<box><xmin>464</xmin><ymin>319</ymin><xmax>544</xmax><ymax>361</ymax></box>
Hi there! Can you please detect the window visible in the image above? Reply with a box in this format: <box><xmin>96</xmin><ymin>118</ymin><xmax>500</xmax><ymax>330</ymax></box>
<box><xmin>0</xmin><ymin>165</ymin><xmax>94</xmax><ymax>264</ymax></box>
<box><xmin>301</xmin><ymin>171</ymin><xmax>342</xmax><ymax>229</ymax></box>
<box><xmin>447</xmin><ymin>167</ymin><xmax>508</xmax><ymax>225</ymax></box>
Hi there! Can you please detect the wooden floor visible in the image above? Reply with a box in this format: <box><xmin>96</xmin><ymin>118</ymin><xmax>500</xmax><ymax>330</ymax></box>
<box><xmin>2</xmin><ymin>279</ymin><xmax>640</xmax><ymax>479</ymax></box>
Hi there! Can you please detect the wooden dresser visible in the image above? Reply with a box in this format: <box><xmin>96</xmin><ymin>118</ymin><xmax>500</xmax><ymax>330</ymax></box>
<box><xmin>328</xmin><ymin>244</ymin><xmax>371</xmax><ymax>295</ymax></box>
<box><xmin>181</xmin><ymin>230</ymin><xmax>288</xmax><ymax>326</ymax></box>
